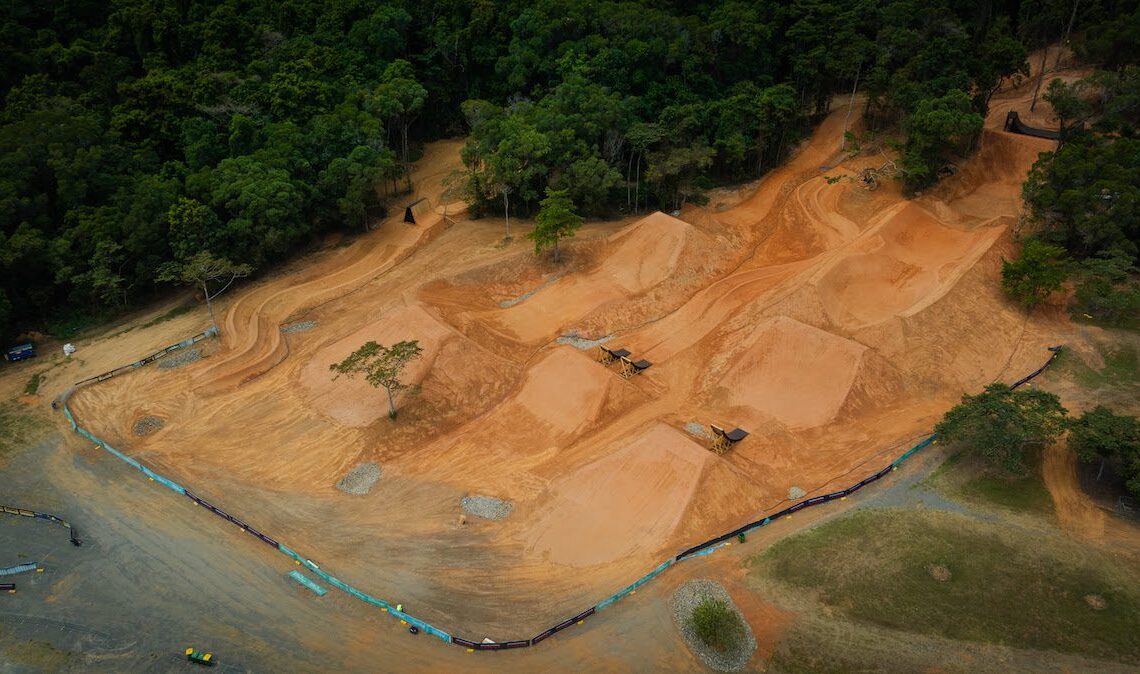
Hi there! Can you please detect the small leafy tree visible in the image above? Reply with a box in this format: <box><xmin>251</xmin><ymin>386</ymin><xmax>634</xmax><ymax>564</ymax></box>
<box><xmin>1070</xmin><ymin>406</ymin><xmax>1140</xmax><ymax>482</ymax></box>
<box><xmin>689</xmin><ymin>597</ymin><xmax>746</xmax><ymax>653</ymax></box>
<box><xmin>157</xmin><ymin>251</ymin><xmax>252</xmax><ymax>336</ymax></box>
<box><xmin>1001</xmin><ymin>238</ymin><xmax>1070</xmax><ymax>309</ymax></box>
<box><xmin>935</xmin><ymin>383</ymin><xmax>1068</xmax><ymax>474</ymax></box>
<box><xmin>528</xmin><ymin>188</ymin><xmax>583</xmax><ymax>262</ymax></box>
<box><xmin>329</xmin><ymin>340</ymin><xmax>423</xmax><ymax>420</ymax></box>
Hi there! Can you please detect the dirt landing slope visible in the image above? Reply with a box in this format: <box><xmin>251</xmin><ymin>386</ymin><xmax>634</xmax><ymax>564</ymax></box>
<box><xmin>710</xmin><ymin>317</ymin><xmax>902</xmax><ymax>430</ymax></box>
<box><xmin>522</xmin><ymin>423</ymin><xmax>711</xmax><ymax>567</ymax></box>
<box><xmin>390</xmin><ymin>346</ymin><xmax>617</xmax><ymax>499</ymax></box>
<box><xmin>815</xmin><ymin>202</ymin><xmax>1005</xmax><ymax>330</ymax></box>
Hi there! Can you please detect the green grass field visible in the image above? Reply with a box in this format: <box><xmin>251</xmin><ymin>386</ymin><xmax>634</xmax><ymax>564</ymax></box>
<box><xmin>753</xmin><ymin>509</ymin><xmax>1140</xmax><ymax>664</ymax></box>
<box><xmin>1053</xmin><ymin>344</ymin><xmax>1140</xmax><ymax>389</ymax></box>
<box><xmin>923</xmin><ymin>449</ymin><xmax>1055</xmax><ymax>516</ymax></box>
<box><xmin>957</xmin><ymin>470</ymin><xmax>1055</xmax><ymax>513</ymax></box>
<box><xmin>0</xmin><ymin>399</ymin><xmax>48</xmax><ymax>460</ymax></box>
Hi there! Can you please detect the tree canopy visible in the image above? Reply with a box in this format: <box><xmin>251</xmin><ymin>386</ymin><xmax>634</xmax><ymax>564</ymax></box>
<box><xmin>1001</xmin><ymin>238</ymin><xmax>1070</xmax><ymax>309</ymax></box>
<box><xmin>1069</xmin><ymin>406</ymin><xmax>1140</xmax><ymax>490</ymax></box>
<box><xmin>157</xmin><ymin>251</ymin><xmax>252</xmax><ymax>334</ymax></box>
<box><xmin>529</xmin><ymin>188</ymin><xmax>583</xmax><ymax>262</ymax></box>
<box><xmin>329</xmin><ymin>339</ymin><xmax>423</xmax><ymax>420</ymax></box>
<box><xmin>0</xmin><ymin>0</ymin><xmax>1129</xmax><ymax>342</ymax></box>
<box><xmin>1006</xmin><ymin>54</ymin><xmax>1140</xmax><ymax>321</ymax></box>
<box><xmin>934</xmin><ymin>383</ymin><xmax>1068</xmax><ymax>474</ymax></box>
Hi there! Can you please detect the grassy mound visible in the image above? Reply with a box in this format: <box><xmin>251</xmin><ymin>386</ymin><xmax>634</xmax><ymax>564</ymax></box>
<box><xmin>753</xmin><ymin>509</ymin><xmax>1140</xmax><ymax>663</ymax></box>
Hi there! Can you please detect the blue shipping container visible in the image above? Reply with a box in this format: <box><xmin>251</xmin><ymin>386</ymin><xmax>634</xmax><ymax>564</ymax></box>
<box><xmin>4</xmin><ymin>344</ymin><xmax>35</xmax><ymax>362</ymax></box>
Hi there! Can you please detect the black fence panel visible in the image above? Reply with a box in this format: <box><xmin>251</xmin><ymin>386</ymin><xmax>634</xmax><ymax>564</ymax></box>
<box><xmin>530</xmin><ymin>628</ymin><xmax>557</xmax><ymax>645</ymax></box>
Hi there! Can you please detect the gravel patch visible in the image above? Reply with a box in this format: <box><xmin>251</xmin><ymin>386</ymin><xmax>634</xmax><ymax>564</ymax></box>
<box><xmin>132</xmin><ymin>416</ymin><xmax>164</xmax><ymax>436</ymax></box>
<box><xmin>671</xmin><ymin>579</ymin><xmax>757</xmax><ymax>672</ymax></box>
<box><xmin>335</xmin><ymin>463</ymin><xmax>382</xmax><ymax>495</ymax></box>
<box><xmin>461</xmin><ymin>495</ymin><xmax>513</xmax><ymax>520</ymax></box>
<box><xmin>555</xmin><ymin>332</ymin><xmax>614</xmax><ymax>350</ymax></box>
<box><xmin>788</xmin><ymin>486</ymin><xmax>806</xmax><ymax>500</ymax></box>
<box><xmin>499</xmin><ymin>275</ymin><xmax>562</xmax><ymax>308</ymax></box>
<box><xmin>685</xmin><ymin>422</ymin><xmax>710</xmax><ymax>439</ymax></box>
<box><xmin>281</xmin><ymin>320</ymin><xmax>317</xmax><ymax>334</ymax></box>
<box><xmin>157</xmin><ymin>348</ymin><xmax>201</xmax><ymax>369</ymax></box>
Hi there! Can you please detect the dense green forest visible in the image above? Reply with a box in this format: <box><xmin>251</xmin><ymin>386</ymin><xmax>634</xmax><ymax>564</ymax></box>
<box><xmin>0</xmin><ymin>0</ymin><xmax>1134</xmax><ymax>341</ymax></box>
<box><xmin>1001</xmin><ymin>5</ymin><xmax>1140</xmax><ymax>324</ymax></box>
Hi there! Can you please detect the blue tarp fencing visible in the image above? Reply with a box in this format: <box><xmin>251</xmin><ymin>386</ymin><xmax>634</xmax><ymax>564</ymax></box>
<box><xmin>59</xmin><ymin>332</ymin><xmax>1063</xmax><ymax>651</ymax></box>
<box><xmin>288</xmin><ymin>570</ymin><xmax>328</xmax><ymax>596</ymax></box>
<box><xmin>0</xmin><ymin>563</ymin><xmax>38</xmax><ymax>576</ymax></box>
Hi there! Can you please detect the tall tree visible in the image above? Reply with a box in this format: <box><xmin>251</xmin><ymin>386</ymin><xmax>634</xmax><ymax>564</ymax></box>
<box><xmin>1043</xmin><ymin>78</ymin><xmax>1092</xmax><ymax>142</ymax></box>
<box><xmin>528</xmin><ymin>188</ymin><xmax>583</xmax><ymax>263</ymax></box>
<box><xmin>329</xmin><ymin>340</ymin><xmax>424</xmax><ymax>420</ymax></box>
<box><xmin>369</xmin><ymin>60</ymin><xmax>427</xmax><ymax>171</ymax></box>
<box><xmin>1070</xmin><ymin>406</ymin><xmax>1140</xmax><ymax>481</ymax></box>
<box><xmin>157</xmin><ymin>251</ymin><xmax>252</xmax><ymax>336</ymax></box>
<box><xmin>900</xmin><ymin>90</ymin><xmax>984</xmax><ymax>191</ymax></box>
<box><xmin>1001</xmin><ymin>238</ymin><xmax>1070</xmax><ymax>309</ymax></box>
<box><xmin>935</xmin><ymin>383</ymin><xmax>1068</xmax><ymax>474</ymax></box>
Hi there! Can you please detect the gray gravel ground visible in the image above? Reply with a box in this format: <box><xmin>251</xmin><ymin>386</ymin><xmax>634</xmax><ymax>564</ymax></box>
<box><xmin>335</xmin><ymin>463</ymin><xmax>381</xmax><ymax>495</ymax></box>
<box><xmin>132</xmin><ymin>416</ymin><xmax>164</xmax><ymax>436</ymax></box>
<box><xmin>555</xmin><ymin>332</ymin><xmax>614</xmax><ymax>350</ymax></box>
<box><xmin>461</xmin><ymin>495</ymin><xmax>513</xmax><ymax>520</ymax></box>
<box><xmin>156</xmin><ymin>348</ymin><xmax>201</xmax><ymax>369</ymax></box>
<box><xmin>499</xmin><ymin>275</ymin><xmax>562</xmax><ymax>308</ymax></box>
<box><xmin>684</xmin><ymin>422</ymin><xmax>709</xmax><ymax>439</ymax></box>
<box><xmin>281</xmin><ymin>320</ymin><xmax>318</xmax><ymax>334</ymax></box>
<box><xmin>670</xmin><ymin>579</ymin><xmax>757</xmax><ymax>672</ymax></box>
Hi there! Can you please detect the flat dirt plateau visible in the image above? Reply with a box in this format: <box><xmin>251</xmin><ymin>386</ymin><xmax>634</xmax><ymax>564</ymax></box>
<box><xmin>63</xmin><ymin>75</ymin><xmax>1067</xmax><ymax>639</ymax></box>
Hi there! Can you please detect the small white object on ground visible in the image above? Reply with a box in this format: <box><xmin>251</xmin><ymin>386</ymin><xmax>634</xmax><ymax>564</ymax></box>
<box><xmin>63</xmin><ymin>343</ymin><xmax>76</xmax><ymax>356</ymax></box>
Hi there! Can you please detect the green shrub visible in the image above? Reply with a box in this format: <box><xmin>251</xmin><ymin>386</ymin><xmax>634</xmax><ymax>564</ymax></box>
<box><xmin>690</xmin><ymin>597</ymin><xmax>745</xmax><ymax>653</ymax></box>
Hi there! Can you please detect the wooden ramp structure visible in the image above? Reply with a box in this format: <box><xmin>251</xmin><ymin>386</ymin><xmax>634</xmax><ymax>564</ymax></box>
<box><xmin>404</xmin><ymin>197</ymin><xmax>432</xmax><ymax>224</ymax></box>
<box><xmin>1003</xmin><ymin>111</ymin><xmax>1061</xmax><ymax>140</ymax></box>
<box><xmin>709</xmin><ymin>425</ymin><xmax>749</xmax><ymax>455</ymax></box>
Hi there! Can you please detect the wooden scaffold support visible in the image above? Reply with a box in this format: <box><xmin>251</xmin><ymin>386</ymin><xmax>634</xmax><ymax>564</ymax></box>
<box><xmin>709</xmin><ymin>424</ymin><xmax>749</xmax><ymax>455</ymax></box>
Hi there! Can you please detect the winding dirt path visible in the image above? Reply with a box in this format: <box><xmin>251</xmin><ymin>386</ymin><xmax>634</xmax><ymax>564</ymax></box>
<box><xmin>1043</xmin><ymin>442</ymin><xmax>1140</xmax><ymax>556</ymax></box>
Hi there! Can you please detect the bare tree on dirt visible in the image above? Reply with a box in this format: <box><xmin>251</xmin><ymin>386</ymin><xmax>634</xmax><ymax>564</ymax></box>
<box><xmin>330</xmin><ymin>340</ymin><xmax>423</xmax><ymax>420</ymax></box>
<box><xmin>158</xmin><ymin>252</ymin><xmax>252</xmax><ymax>337</ymax></box>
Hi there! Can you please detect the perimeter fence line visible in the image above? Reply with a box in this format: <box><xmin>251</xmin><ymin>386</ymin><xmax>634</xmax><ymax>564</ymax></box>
<box><xmin>59</xmin><ymin>332</ymin><xmax>1062</xmax><ymax>651</ymax></box>
<box><xmin>0</xmin><ymin>563</ymin><xmax>39</xmax><ymax>577</ymax></box>
<box><xmin>1</xmin><ymin>504</ymin><xmax>82</xmax><ymax>546</ymax></box>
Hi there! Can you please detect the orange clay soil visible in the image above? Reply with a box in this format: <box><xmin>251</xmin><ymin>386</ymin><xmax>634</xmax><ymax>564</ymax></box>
<box><xmin>65</xmin><ymin>74</ymin><xmax>1075</xmax><ymax>636</ymax></box>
